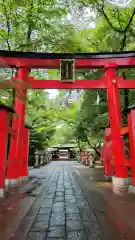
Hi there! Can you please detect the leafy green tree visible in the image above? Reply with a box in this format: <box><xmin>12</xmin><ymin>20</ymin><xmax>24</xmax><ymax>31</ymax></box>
<box><xmin>1</xmin><ymin>0</ymin><xmax>135</xmax><ymax>157</ymax></box>
<box><xmin>26</xmin><ymin>90</ymin><xmax>57</xmax><ymax>153</ymax></box>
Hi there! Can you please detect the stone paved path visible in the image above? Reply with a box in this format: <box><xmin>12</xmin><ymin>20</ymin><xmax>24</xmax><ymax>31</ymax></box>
<box><xmin>11</xmin><ymin>161</ymin><xmax>135</xmax><ymax>240</ymax></box>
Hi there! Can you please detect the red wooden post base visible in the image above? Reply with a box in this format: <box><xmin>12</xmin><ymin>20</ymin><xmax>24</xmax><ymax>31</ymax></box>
<box><xmin>128</xmin><ymin>108</ymin><xmax>135</xmax><ymax>187</ymax></box>
<box><xmin>20</xmin><ymin>128</ymin><xmax>29</xmax><ymax>180</ymax></box>
<box><xmin>6</xmin><ymin>116</ymin><xmax>18</xmax><ymax>179</ymax></box>
<box><xmin>0</xmin><ymin>106</ymin><xmax>13</xmax><ymax>197</ymax></box>
<box><xmin>103</xmin><ymin>128</ymin><xmax>114</xmax><ymax>177</ymax></box>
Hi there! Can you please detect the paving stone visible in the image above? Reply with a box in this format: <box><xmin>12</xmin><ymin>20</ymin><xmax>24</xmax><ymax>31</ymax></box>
<box><xmin>65</xmin><ymin>186</ymin><xmax>72</xmax><ymax>189</ymax></box>
<box><xmin>13</xmin><ymin>162</ymin><xmax>126</xmax><ymax>240</ymax></box>
<box><xmin>66</xmin><ymin>207</ymin><xmax>79</xmax><ymax>214</ymax></box>
<box><xmin>56</xmin><ymin>188</ymin><xmax>64</xmax><ymax>192</ymax></box>
<box><xmin>56</xmin><ymin>192</ymin><xmax>64</xmax><ymax>197</ymax></box>
<box><xmin>48</xmin><ymin>185</ymin><xmax>56</xmax><ymax>189</ymax></box>
<box><xmin>26</xmin><ymin>232</ymin><xmax>46</xmax><ymax>240</ymax></box>
<box><xmin>31</xmin><ymin>221</ymin><xmax>49</xmax><ymax>232</ymax></box>
<box><xmin>66</xmin><ymin>202</ymin><xmax>78</xmax><ymax>209</ymax></box>
<box><xmin>67</xmin><ymin>230</ymin><xmax>87</xmax><ymax>240</ymax></box>
<box><xmin>66</xmin><ymin>219</ymin><xmax>83</xmax><ymax>231</ymax></box>
<box><xmin>47</xmin><ymin>190</ymin><xmax>55</xmax><ymax>194</ymax></box>
<box><xmin>45</xmin><ymin>195</ymin><xmax>55</xmax><ymax>199</ymax></box>
<box><xmin>65</xmin><ymin>187</ymin><xmax>73</xmax><ymax>190</ymax></box>
<box><xmin>50</xmin><ymin>212</ymin><xmax>65</xmax><ymax>226</ymax></box>
<box><xmin>38</xmin><ymin>207</ymin><xmax>52</xmax><ymax>215</ymax></box>
<box><xmin>47</xmin><ymin>226</ymin><xmax>65</xmax><ymax>238</ymax></box>
<box><xmin>66</xmin><ymin>213</ymin><xmax>81</xmax><ymax>221</ymax></box>
<box><xmin>52</xmin><ymin>206</ymin><xmax>65</xmax><ymax>212</ymax></box>
<box><xmin>65</xmin><ymin>195</ymin><xmax>75</xmax><ymax>200</ymax></box>
<box><xmin>65</xmin><ymin>190</ymin><xmax>74</xmax><ymax>195</ymax></box>
<box><xmin>46</xmin><ymin>191</ymin><xmax>55</xmax><ymax>195</ymax></box>
<box><xmin>53</xmin><ymin>202</ymin><xmax>64</xmax><ymax>208</ymax></box>
<box><xmin>47</xmin><ymin>238</ymin><xmax>64</xmax><ymax>240</ymax></box>
<box><xmin>65</xmin><ymin>198</ymin><xmax>76</xmax><ymax>203</ymax></box>
<box><xmin>35</xmin><ymin>215</ymin><xmax>50</xmax><ymax>223</ymax></box>
<box><xmin>41</xmin><ymin>200</ymin><xmax>53</xmax><ymax>208</ymax></box>
<box><xmin>51</xmin><ymin>211</ymin><xmax>65</xmax><ymax>218</ymax></box>
<box><xmin>54</xmin><ymin>196</ymin><xmax>64</xmax><ymax>202</ymax></box>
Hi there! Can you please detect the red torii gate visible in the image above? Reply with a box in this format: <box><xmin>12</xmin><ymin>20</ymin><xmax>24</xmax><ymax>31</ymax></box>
<box><xmin>1</xmin><ymin>50</ymin><xmax>135</xmax><ymax>196</ymax></box>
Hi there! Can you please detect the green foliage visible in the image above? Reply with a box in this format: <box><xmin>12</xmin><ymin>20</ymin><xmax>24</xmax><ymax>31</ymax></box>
<box><xmin>26</xmin><ymin>90</ymin><xmax>57</xmax><ymax>153</ymax></box>
<box><xmin>1</xmin><ymin>0</ymin><xmax>135</xmax><ymax>154</ymax></box>
<box><xmin>71</xmin><ymin>0</ymin><xmax>135</xmax><ymax>151</ymax></box>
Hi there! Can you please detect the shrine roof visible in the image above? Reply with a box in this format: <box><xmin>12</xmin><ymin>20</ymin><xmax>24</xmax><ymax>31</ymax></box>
<box><xmin>1</xmin><ymin>50</ymin><xmax>135</xmax><ymax>68</ymax></box>
<box><xmin>0</xmin><ymin>50</ymin><xmax>135</xmax><ymax>59</ymax></box>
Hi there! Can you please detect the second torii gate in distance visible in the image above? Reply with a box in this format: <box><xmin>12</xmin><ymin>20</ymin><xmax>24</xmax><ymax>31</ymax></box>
<box><xmin>1</xmin><ymin>50</ymin><xmax>135</xmax><ymax>195</ymax></box>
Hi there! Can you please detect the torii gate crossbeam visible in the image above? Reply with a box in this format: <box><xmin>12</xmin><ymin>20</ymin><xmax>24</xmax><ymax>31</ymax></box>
<box><xmin>0</xmin><ymin>50</ymin><xmax>135</xmax><ymax>69</ymax></box>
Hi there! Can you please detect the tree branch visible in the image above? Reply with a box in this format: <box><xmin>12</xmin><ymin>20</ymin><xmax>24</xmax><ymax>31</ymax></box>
<box><xmin>129</xmin><ymin>27</ymin><xmax>135</xmax><ymax>38</ymax></box>
<box><xmin>98</xmin><ymin>7</ymin><xmax>123</xmax><ymax>33</ymax></box>
<box><xmin>124</xmin><ymin>8</ymin><xmax>135</xmax><ymax>32</ymax></box>
<box><xmin>98</xmin><ymin>7</ymin><xmax>135</xmax><ymax>34</ymax></box>
<box><xmin>120</xmin><ymin>33</ymin><xmax>127</xmax><ymax>51</ymax></box>
<box><xmin>16</xmin><ymin>40</ymin><xmax>42</xmax><ymax>51</ymax></box>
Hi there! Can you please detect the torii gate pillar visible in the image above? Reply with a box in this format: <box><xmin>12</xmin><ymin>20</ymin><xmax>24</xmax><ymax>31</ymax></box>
<box><xmin>6</xmin><ymin>68</ymin><xmax>28</xmax><ymax>186</ymax></box>
<box><xmin>105</xmin><ymin>63</ymin><xmax>129</xmax><ymax>195</ymax></box>
<box><xmin>20</xmin><ymin>127</ymin><xmax>30</xmax><ymax>180</ymax></box>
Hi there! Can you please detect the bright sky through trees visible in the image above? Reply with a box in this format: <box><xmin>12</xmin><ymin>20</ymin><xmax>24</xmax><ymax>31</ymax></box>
<box><xmin>107</xmin><ymin>0</ymin><xmax>132</xmax><ymax>7</ymax></box>
<box><xmin>47</xmin><ymin>89</ymin><xmax>58</xmax><ymax>99</ymax></box>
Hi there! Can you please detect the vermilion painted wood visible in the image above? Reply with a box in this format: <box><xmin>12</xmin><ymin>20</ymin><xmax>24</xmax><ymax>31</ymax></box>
<box><xmin>103</xmin><ymin>126</ymin><xmax>128</xmax><ymax>142</ymax></box>
<box><xmin>0</xmin><ymin>109</ymin><xmax>9</xmax><ymax>188</ymax></box>
<box><xmin>7</xmin><ymin>121</ymin><xmax>18</xmax><ymax>179</ymax></box>
<box><xmin>7</xmin><ymin>68</ymin><xmax>29</xmax><ymax>179</ymax></box>
<box><xmin>117</xmin><ymin>78</ymin><xmax>135</xmax><ymax>89</ymax></box>
<box><xmin>1</xmin><ymin>50</ymin><xmax>135</xmax><ymax>68</ymax></box>
<box><xmin>0</xmin><ymin>79</ymin><xmax>107</xmax><ymax>89</ymax></box>
<box><xmin>120</xmin><ymin>126</ymin><xmax>128</xmax><ymax>135</ymax></box>
<box><xmin>105</xmin><ymin>64</ymin><xmax>128</xmax><ymax>178</ymax></box>
<box><xmin>103</xmin><ymin>130</ymin><xmax>114</xmax><ymax>176</ymax></box>
<box><xmin>8</xmin><ymin>127</ymin><xmax>16</xmax><ymax>136</ymax></box>
<box><xmin>128</xmin><ymin>110</ymin><xmax>135</xmax><ymax>186</ymax></box>
<box><xmin>31</xmin><ymin>79</ymin><xmax>107</xmax><ymax>89</ymax></box>
<box><xmin>1</xmin><ymin>77</ymin><xmax>135</xmax><ymax>89</ymax></box>
<box><xmin>20</xmin><ymin>128</ymin><xmax>29</xmax><ymax>177</ymax></box>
